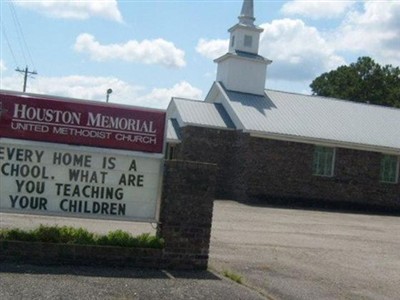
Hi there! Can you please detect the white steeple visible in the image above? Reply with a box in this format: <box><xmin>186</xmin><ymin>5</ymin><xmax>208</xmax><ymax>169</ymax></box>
<box><xmin>238</xmin><ymin>0</ymin><xmax>255</xmax><ymax>26</ymax></box>
<box><xmin>228</xmin><ymin>0</ymin><xmax>262</xmax><ymax>55</ymax></box>
<box><xmin>214</xmin><ymin>0</ymin><xmax>272</xmax><ymax>95</ymax></box>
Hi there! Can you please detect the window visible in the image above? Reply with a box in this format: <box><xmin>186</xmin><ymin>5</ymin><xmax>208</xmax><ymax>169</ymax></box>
<box><xmin>244</xmin><ymin>35</ymin><xmax>252</xmax><ymax>48</ymax></box>
<box><xmin>380</xmin><ymin>155</ymin><xmax>399</xmax><ymax>183</ymax></box>
<box><xmin>230</xmin><ymin>35</ymin><xmax>235</xmax><ymax>47</ymax></box>
<box><xmin>166</xmin><ymin>144</ymin><xmax>177</xmax><ymax>160</ymax></box>
<box><xmin>313</xmin><ymin>146</ymin><xmax>335</xmax><ymax>177</ymax></box>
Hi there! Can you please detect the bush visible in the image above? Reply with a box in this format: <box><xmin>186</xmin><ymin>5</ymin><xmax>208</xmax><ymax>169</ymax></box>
<box><xmin>0</xmin><ymin>225</ymin><xmax>164</xmax><ymax>249</ymax></box>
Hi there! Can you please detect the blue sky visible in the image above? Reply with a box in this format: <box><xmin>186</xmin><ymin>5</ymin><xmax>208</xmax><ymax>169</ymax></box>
<box><xmin>1</xmin><ymin>0</ymin><xmax>399</xmax><ymax>108</ymax></box>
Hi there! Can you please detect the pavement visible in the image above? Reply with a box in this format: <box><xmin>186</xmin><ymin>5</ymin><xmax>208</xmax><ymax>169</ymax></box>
<box><xmin>209</xmin><ymin>200</ymin><xmax>400</xmax><ymax>300</ymax></box>
<box><xmin>0</xmin><ymin>263</ymin><xmax>265</xmax><ymax>300</ymax></box>
<box><xmin>1</xmin><ymin>200</ymin><xmax>400</xmax><ymax>299</ymax></box>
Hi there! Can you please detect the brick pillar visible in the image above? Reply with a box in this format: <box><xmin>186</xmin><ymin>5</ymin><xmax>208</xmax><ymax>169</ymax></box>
<box><xmin>157</xmin><ymin>160</ymin><xmax>217</xmax><ymax>270</ymax></box>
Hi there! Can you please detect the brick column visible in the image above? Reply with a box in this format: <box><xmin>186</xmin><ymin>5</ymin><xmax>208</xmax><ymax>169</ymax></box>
<box><xmin>158</xmin><ymin>160</ymin><xmax>217</xmax><ymax>270</ymax></box>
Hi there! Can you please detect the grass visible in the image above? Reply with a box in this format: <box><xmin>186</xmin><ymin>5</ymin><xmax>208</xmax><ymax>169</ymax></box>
<box><xmin>0</xmin><ymin>225</ymin><xmax>164</xmax><ymax>249</ymax></box>
<box><xmin>223</xmin><ymin>270</ymin><xmax>243</xmax><ymax>284</ymax></box>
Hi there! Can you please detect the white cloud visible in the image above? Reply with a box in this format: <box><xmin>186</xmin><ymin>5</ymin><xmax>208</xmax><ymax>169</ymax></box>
<box><xmin>1</xmin><ymin>75</ymin><xmax>201</xmax><ymax>109</ymax></box>
<box><xmin>196</xmin><ymin>38</ymin><xmax>228</xmax><ymax>60</ymax></box>
<box><xmin>195</xmin><ymin>19</ymin><xmax>345</xmax><ymax>82</ymax></box>
<box><xmin>137</xmin><ymin>81</ymin><xmax>203</xmax><ymax>108</ymax></box>
<box><xmin>74</xmin><ymin>33</ymin><xmax>186</xmax><ymax>69</ymax></box>
<box><xmin>1</xmin><ymin>75</ymin><xmax>140</xmax><ymax>104</ymax></box>
<box><xmin>281</xmin><ymin>0</ymin><xmax>356</xmax><ymax>19</ymax></box>
<box><xmin>14</xmin><ymin>0</ymin><xmax>123</xmax><ymax>22</ymax></box>
<box><xmin>259</xmin><ymin>19</ymin><xmax>345</xmax><ymax>81</ymax></box>
<box><xmin>332</xmin><ymin>1</ymin><xmax>400</xmax><ymax>65</ymax></box>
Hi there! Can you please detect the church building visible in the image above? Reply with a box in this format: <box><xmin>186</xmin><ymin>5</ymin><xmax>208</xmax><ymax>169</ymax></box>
<box><xmin>166</xmin><ymin>0</ymin><xmax>400</xmax><ymax>211</ymax></box>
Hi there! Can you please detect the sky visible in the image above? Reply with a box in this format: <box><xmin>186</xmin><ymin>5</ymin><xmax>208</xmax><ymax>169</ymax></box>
<box><xmin>0</xmin><ymin>0</ymin><xmax>399</xmax><ymax>109</ymax></box>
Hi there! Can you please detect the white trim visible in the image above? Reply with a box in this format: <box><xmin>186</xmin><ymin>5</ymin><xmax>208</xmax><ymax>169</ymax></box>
<box><xmin>214</xmin><ymin>52</ymin><xmax>271</xmax><ymax>64</ymax></box>
<box><xmin>249</xmin><ymin>131</ymin><xmax>400</xmax><ymax>156</ymax></box>
<box><xmin>183</xmin><ymin>122</ymin><xmax>236</xmax><ymax>131</ymax></box>
<box><xmin>204</xmin><ymin>82</ymin><xmax>245</xmax><ymax>131</ymax></box>
<box><xmin>166</xmin><ymin>138</ymin><xmax>181</xmax><ymax>144</ymax></box>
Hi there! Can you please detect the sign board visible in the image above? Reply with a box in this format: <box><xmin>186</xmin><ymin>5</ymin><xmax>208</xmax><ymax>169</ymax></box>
<box><xmin>0</xmin><ymin>92</ymin><xmax>165</xmax><ymax>153</ymax></box>
<box><xmin>0</xmin><ymin>91</ymin><xmax>166</xmax><ymax>222</ymax></box>
<box><xmin>0</xmin><ymin>140</ymin><xmax>163</xmax><ymax>221</ymax></box>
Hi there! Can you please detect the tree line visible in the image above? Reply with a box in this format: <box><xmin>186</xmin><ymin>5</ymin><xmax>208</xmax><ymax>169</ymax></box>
<box><xmin>310</xmin><ymin>57</ymin><xmax>400</xmax><ymax>108</ymax></box>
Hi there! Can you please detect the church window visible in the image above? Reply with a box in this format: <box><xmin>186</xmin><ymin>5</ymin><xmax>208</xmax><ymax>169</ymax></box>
<box><xmin>231</xmin><ymin>35</ymin><xmax>235</xmax><ymax>47</ymax></box>
<box><xmin>166</xmin><ymin>144</ymin><xmax>177</xmax><ymax>160</ymax></box>
<box><xmin>380</xmin><ymin>155</ymin><xmax>399</xmax><ymax>183</ymax></box>
<box><xmin>313</xmin><ymin>146</ymin><xmax>335</xmax><ymax>177</ymax></box>
<box><xmin>244</xmin><ymin>35</ymin><xmax>252</xmax><ymax>48</ymax></box>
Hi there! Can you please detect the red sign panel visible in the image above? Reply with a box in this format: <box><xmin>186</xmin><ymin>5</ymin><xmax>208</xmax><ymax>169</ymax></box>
<box><xmin>0</xmin><ymin>92</ymin><xmax>166</xmax><ymax>153</ymax></box>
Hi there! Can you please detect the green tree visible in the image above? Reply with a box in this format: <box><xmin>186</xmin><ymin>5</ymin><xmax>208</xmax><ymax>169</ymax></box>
<box><xmin>310</xmin><ymin>57</ymin><xmax>400</xmax><ymax>108</ymax></box>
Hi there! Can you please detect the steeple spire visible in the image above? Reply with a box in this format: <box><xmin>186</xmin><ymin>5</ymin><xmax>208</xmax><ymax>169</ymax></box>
<box><xmin>239</xmin><ymin>0</ymin><xmax>255</xmax><ymax>26</ymax></box>
<box><xmin>213</xmin><ymin>0</ymin><xmax>272</xmax><ymax>95</ymax></box>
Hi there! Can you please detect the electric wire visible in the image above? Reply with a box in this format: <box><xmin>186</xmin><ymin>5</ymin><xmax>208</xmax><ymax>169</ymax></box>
<box><xmin>1</xmin><ymin>22</ymin><xmax>19</xmax><ymax>68</ymax></box>
<box><xmin>8</xmin><ymin>0</ymin><xmax>36</xmax><ymax>71</ymax></box>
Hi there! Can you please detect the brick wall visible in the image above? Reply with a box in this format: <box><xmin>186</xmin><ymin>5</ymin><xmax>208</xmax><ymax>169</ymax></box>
<box><xmin>174</xmin><ymin>126</ymin><xmax>238</xmax><ymax>199</ymax></box>
<box><xmin>172</xmin><ymin>126</ymin><xmax>400</xmax><ymax>211</ymax></box>
<box><xmin>158</xmin><ymin>160</ymin><xmax>217</xmax><ymax>270</ymax></box>
<box><xmin>245</xmin><ymin>137</ymin><xmax>400</xmax><ymax>210</ymax></box>
<box><xmin>0</xmin><ymin>160</ymin><xmax>217</xmax><ymax>270</ymax></box>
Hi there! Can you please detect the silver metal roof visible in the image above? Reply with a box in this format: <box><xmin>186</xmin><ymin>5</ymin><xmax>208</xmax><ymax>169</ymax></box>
<box><xmin>224</xmin><ymin>88</ymin><xmax>400</xmax><ymax>152</ymax></box>
<box><xmin>171</xmin><ymin>98</ymin><xmax>236</xmax><ymax>130</ymax></box>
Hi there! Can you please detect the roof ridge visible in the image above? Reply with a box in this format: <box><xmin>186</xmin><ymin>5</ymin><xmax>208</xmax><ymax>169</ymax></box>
<box><xmin>172</xmin><ymin>97</ymin><xmax>205</xmax><ymax>103</ymax></box>
<box><xmin>265</xmin><ymin>89</ymin><xmax>400</xmax><ymax>112</ymax></box>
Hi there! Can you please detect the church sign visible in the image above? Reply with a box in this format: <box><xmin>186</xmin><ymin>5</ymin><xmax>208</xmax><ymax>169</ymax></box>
<box><xmin>0</xmin><ymin>92</ymin><xmax>166</xmax><ymax>222</ymax></box>
<box><xmin>0</xmin><ymin>93</ymin><xmax>165</xmax><ymax>153</ymax></box>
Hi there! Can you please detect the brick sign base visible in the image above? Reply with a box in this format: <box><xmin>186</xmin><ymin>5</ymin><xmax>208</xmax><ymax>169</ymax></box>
<box><xmin>0</xmin><ymin>160</ymin><xmax>217</xmax><ymax>270</ymax></box>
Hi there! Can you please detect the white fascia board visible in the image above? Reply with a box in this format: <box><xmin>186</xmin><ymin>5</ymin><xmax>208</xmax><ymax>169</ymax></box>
<box><xmin>166</xmin><ymin>98</ymin><xmax>177</xmax><ymax>117</ymax></box>
<box><xmin>249</xmin><ymin>131</ymin><xmax>400</xmax><ymax>155</ymax></box>
<box><xmin>204</xmin><ymin>82</ymin><xmax>220</xmax><ymax>103</ymax></box>
<box><xmin>184</xmin><ymin>123</ymin><xmax>235</xmax><ymax>131</ymax></box>
<box><xmin>228</xmin><ymin>23</ymin><xmax>263</xmax><ymax>33</ymax></box>
<box><xmin>166</xmin><ymin>99</ymin><xmax>185</xmax><ymax>128</ymax></box>
<box><xmin>214</xmin><ymin>52</ymin><xmax>270</xmax><ymax>64</ymax></box>
<box><xmin>215</xmin><ymin>82</ymin><xmax>246</xmax><ymax>131</ymax></box>
<box><xmin>166</xmin><ymin>138</ymin><xmax>181</xmax><ymax>144</ymax></box>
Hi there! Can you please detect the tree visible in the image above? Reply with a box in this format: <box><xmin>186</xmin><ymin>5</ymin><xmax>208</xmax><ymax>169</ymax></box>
<box><xmin>310</xmin><ymin>57</ymin><xmax>400</xmax><ymax>108</ymax></box>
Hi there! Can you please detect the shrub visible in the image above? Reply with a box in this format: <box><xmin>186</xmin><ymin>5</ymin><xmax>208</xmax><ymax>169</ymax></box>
<box><xmin>0</xmin><ymin>225</ymin><xmax>164</xmax><ymax>249</ymax></box>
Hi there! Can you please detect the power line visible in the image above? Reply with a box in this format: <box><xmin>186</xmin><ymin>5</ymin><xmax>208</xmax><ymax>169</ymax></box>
<box><xmin>15</xmin><ymin>66</ymin><xmax>37</xmax><ymax>92</ymax></box>
<box><xmin>8</xmin><ymin>0</ymin><xmax>36</xmax><ymax>70</ymax></box>
<box><xmin>1</xmin><ymin>22</ymin><xmax>19</xmax><ymax>67</ymax></box>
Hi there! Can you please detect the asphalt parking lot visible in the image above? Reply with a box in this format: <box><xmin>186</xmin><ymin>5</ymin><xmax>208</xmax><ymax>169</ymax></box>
<box><xmin>1</xmin><ymin>200</ymin><xmax>400</xmax><ymax>299</ymax></box>
<box><xmin>210</xmin><ymin>200</ymin><xmax>400</xmax><ymax>300</ymax></box>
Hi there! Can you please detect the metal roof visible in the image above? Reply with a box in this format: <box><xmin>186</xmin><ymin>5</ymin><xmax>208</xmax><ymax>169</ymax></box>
<box><xmin>171</xmin><ymin>98</ymin><xmax>236</xmax><ymax>130</ymax></box>
<box><xmin>224</xmin><ymin>88</ymin><xmax>400</xmax><ymax>152</ymax></box>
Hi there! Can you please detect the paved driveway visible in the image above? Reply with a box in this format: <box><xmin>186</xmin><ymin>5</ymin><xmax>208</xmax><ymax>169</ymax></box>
<box><xmin>2</xmin><ymin>201</ymin><xmax>400</xmax><ymax>299</ymax></box>
<box><xmin>209</xmin><ymin>200</ymin><xmax>400</xmax><ymax>300</ymax></box>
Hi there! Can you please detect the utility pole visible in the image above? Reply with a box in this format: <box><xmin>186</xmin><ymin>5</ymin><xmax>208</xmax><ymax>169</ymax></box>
<box><xmin>15</xmin><ymin>66</ymin><xmax>37</xmax><ymax>92</ymax></box>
